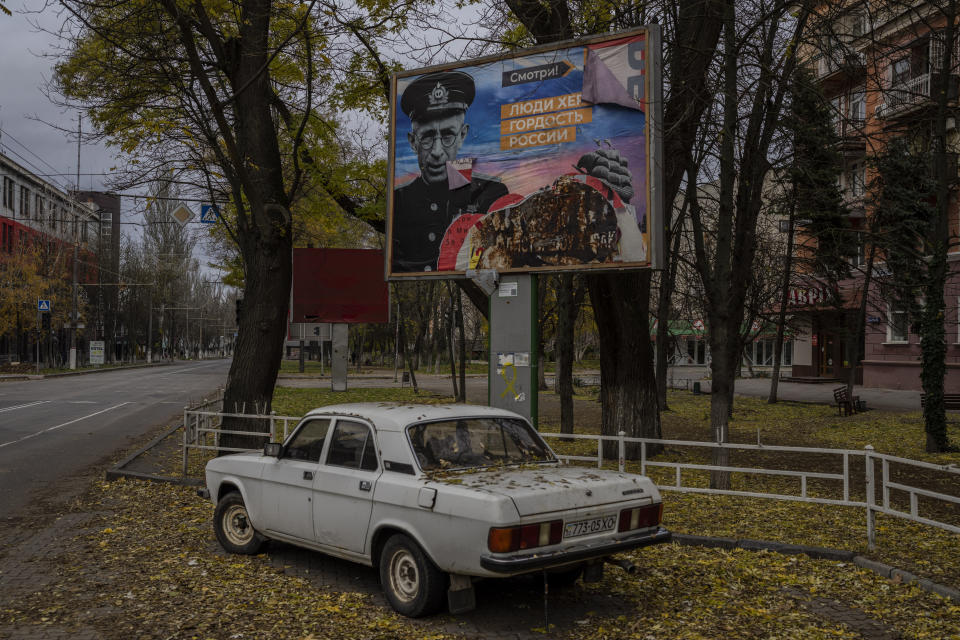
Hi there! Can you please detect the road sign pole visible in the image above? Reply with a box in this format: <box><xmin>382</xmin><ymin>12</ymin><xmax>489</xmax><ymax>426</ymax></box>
<box><xmin>36</xmin><ymin>306</ymin><xmax>40</xmax><ymax>375</ymax></box>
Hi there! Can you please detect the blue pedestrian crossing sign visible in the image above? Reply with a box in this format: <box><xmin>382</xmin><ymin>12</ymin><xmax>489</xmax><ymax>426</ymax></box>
<box><xmin>200</xmin><ymin>204</ymin><xmax>220</xmax><ymax>224</ymax></box>
<box><xmin>38</xmin><ymin>299</ymin><xmax>51</xmax><ymax>311</ymax></box>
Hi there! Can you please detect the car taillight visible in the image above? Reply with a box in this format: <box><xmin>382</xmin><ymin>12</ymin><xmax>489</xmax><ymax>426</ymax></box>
<box><xmin>618</xmin><ymin>502</ymin><xmax>662</xmax><ymax>532</ymax></box>
<box><xmin>488</xmin><ymin>520</ymin><xmax>563</xmax><ymax>553</ymax></box>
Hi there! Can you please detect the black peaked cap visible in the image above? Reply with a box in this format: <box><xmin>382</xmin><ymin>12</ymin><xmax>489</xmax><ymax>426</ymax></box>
<box><xmin>400</xmin><ymin>71</ymin><xmax>476</xmax><ymax>122</ymax></box>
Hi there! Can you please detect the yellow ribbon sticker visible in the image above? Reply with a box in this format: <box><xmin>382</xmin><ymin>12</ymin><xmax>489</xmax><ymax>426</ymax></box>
<box><xmin>500</xmin><ymin>362</ymin><xmax>519</xmax><ymax>400</ymax></box>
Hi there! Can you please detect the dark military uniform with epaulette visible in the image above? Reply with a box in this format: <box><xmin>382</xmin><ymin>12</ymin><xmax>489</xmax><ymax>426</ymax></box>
<box><xmin>390</xmin><ymin>69</ymin><xmax>510</xmax><ymax>273</ymax></box>
<box><xmin>392</xmin><ymin>174</ymin><xmax>507</xmax><ymax>272</ymax></box>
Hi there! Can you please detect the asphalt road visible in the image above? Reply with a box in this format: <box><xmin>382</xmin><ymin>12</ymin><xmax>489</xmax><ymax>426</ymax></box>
<box><xmin>0</xmin><ymin>359</ymin><xmax>231</xmax><ymax>519</ymax></box>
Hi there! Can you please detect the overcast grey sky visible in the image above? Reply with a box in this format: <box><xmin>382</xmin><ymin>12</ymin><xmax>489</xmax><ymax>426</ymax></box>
<box><xmin>0</xmin><ymin>5</ymin><xmax>116</xmax><ymax>195</ymax></box>
<box><xmin>0</xmin><ymin>5</ymin><xmax>223</xmax><ymax>278</ymax></box>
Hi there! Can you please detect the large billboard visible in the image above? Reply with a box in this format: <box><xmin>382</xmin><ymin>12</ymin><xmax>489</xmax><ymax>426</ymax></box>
<box><xmin>291</xmin><ymin>248</ymin><xmax>390</xmax><ymax>323</ymax></box>
<box><xmin>386</xmin><ymin>27</ymin><xmax>663</xmax><ymax>278</ymax></box>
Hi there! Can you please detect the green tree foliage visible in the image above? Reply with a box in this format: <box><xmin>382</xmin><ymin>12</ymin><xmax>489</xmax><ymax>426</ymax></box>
<box><xmin>871</xmin><ymin>136</ymin><xmax>953</xmax><ymax>452</ymax></box>
<box><xmin>787</xmin><ymin>67</ymin><xmax>852</xmax><ymax>283</ymax></box>
<box><xmin>54</xmin><ymin>0</ymin><xmax>407</xmax><ymax>447</ymax></box>
<box><xmin>871</xmin><ymin>137</ymin><xmax>937</xmax><ymax>313</ymax></box>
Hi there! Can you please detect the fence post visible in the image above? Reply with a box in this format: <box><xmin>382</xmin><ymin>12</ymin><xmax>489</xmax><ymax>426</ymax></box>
<box><xmin>270</xmin><ymin>411</ymin><xmax>277</xmax><ymax>442</ymax></box>
<box><xmin>597</xmin><ymin>438</ymin><xmax>603</xmax><ymax>469</ymax></box>
<box><xmin>641</xmin><ymin>441</ymin><xmax>647</xmax><ymax>476</ymax></box>
<box><xmin>618</xmin><ymin>431</ymin><xmax>626</xmax><ymax>473</ymax></box>
<box><xmin>865</xmin><ymin>445</ymin><xmax>876</xmax><ymax>550</ymax></box>
<box><xmin>182</xmin><ymin>408</ymin><xmax>189</xmax><ymax>477</ymax></box>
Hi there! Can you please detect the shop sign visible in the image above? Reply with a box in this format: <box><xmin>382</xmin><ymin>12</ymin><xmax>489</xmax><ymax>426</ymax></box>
<box><xmin>787</xmin><ymin>286</ymin><xmax>831</xmax><ymax>307</ymax></box>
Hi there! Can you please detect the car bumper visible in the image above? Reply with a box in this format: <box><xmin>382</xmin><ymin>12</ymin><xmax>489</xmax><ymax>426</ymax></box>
<box><xmin>479</xmin><ymin>526</ymin><xmax>671</xmax><ymax>573</ymax></box>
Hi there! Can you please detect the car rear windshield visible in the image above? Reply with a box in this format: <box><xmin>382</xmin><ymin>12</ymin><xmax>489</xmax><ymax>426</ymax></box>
<box><xmin>407</xmin><ymin>417</ymin><xmax>555</xmax><ymax>471</ymax></box>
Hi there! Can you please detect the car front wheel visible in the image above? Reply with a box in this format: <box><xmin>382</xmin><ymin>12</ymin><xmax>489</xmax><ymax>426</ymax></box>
<box><xmin>213</xmin><ymin>492</ymin><xmax>265</xmax><ymax>555</ymax></box>
<box><xmin>379</xmin><ymin>534</ymin><xmax>446</xmax><ymax>617</ymax></box>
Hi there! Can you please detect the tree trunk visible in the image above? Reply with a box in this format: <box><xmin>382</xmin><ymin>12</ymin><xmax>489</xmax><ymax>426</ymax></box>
<box><xmin>921</xmin><ymin>0</ymin><xmax>955</xmax><ymax>453</ymax></box>
<box><xmin>588</xmin><ymin>272</ymin><xmax>661</xmax><ymax>458</ymax></box>
<box><xmin>220</xmin><ymin>226</ymin><xmax>292</xmax><ymax>450</ymax></box>
<box><xmin>557</xmin><ymin>273</ymin><xmax>577</xmax><ymax>435</ymax></box>
<box><xmin>656</xmin><ymin>217</ymin><xmax>685</xmax><ymax>409</ymax></box>
<box><xmin>456</xmin><ymin>288</ymin><xmax>467</xmax><ymax>402</ymax></box>
<box><xmin>708</xmin><ymin>323</ymin><xmax>736</xmax><ymax>490</ymax></box>
<box><xmin>446</xmin><ymin>283</ymin><xmax>459</xmax><ymax>399</ymax></box>
<box><xmin>399</xmin><ymin>320</ymin><xmax>418</xmax><ymax>393</ymax></box>
<box><xmin>769</xmin><ymin>201</ymin><xmax>795</xmax><ymax>402</ymax></box>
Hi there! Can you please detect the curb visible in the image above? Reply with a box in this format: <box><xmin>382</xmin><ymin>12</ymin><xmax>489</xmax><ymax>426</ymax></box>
<box><xmin>43</xmin><ymin>361</ymin><xmax>174</xmax><ymax>379</ymax></box>
<box><xmin>105</xmin><ymin>422</ymin><xmax>202</xmax><ymax>487</ymax></box>
<box><xmin>672</xmin><ymin>533</ymin><xmax>960</xmax><ymax>603</ymax></box>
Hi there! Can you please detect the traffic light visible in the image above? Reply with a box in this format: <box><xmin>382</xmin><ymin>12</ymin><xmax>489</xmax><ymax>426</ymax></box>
<box><xmin>235</xmin><ymin>299</ymin><xmax>243</xmax><ymax>326</ymax></box>
<box><xmin>41</xmin><ymin>312</ymin><xmax>51</xmax><ymax>330</ymax></box>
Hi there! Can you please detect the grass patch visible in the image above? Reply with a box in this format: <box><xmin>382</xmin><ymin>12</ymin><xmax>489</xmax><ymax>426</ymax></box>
<box><xmin>271</xmin><ymin>387</ymin><xmax>454</xmax><ymax>417</ymax></box>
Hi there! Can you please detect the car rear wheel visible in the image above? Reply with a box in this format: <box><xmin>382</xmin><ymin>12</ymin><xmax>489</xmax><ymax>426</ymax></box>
<box><xmin>379</xmin><ymin>534</ymin><xmax>446</xmax><ymax>617</ymax></box>
<box><xmin>213</xmin><ymin>492</ymin><xmax>265</xmax><ymax>555</ymax></box>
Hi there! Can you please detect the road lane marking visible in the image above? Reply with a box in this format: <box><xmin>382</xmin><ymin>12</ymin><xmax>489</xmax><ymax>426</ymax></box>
<box><xmin>0</xmin><ymin>402</ymin><xmax>130</xmax><ymax>449</ymax></box>
<box><xmin>154</xmin><ymin>362</ymin><xmax>226</xmax><ymax>377</ymax></box>
<box><xmin>0</xmin><ymin>401</ymin><xmax>50</xmax><ymax>413</ymax></box>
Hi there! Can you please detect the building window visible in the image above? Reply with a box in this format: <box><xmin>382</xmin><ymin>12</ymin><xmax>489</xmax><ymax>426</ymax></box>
<box><xmin>686</xmin><ymin>338</ymin><xmax>706</xmax><ymax>365</ymax></box>
<box><xmin>848</xmin><ymin>89</ymin><xmax>866</xmax><ymax>125</ymax></box>
<box><xmin>891</xmin><ymin>57</ymin><xmax>911</xmax><ymax>86</ymax></box>
<box><xmin>19</xmin><ymin>186</ymin><xmax>30</xmax><ymax>219</ymax></box>
<box><xmin>887</xmin><ymin>305</ymin><xmax>909</xmax><ymax>343</ymax></box>
<box><xmin>35</xmin><ymin>194</ymin><xmax>44</xmax><ymax>222</ymax></box>
<box><xmin>82</xmin><ymin>221</ymin><xmax>88</xmax><ymax>242</ymax></box>
<box><xmin>2</xmin><ymin>177</ymin><xmax>13</xmax><ymax>211</ymax></box>
<box><xmin>831</xmin><ymin>96</ymin><xmax>843</xmax><ymax>135</ymax></box>
<box><xmin>850</xmin><ymin>231</ymin><xmax>866</xmax><ymax>267</ymax></box>
<box><xmin>850</xmin><ymin>12</ymin><xmax>870</xmax><ymax>38</ymax></box>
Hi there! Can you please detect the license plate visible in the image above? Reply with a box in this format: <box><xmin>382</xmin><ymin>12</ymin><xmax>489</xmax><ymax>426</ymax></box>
<box><xmin>563</xmin><ymin>515</ymin><xmax>617</xmax><ymax>539</ymax></box>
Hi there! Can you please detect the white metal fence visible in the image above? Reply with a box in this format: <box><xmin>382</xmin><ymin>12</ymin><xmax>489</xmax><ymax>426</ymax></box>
<box><xmin>540</xmin><ymin>430</ymin><xmax>960</xmax><ymax>548</ymax></box>
<box><xmin>181</xmin><ymin>408</ymin><xmax>960</xmax><ymax>548</ymax></box>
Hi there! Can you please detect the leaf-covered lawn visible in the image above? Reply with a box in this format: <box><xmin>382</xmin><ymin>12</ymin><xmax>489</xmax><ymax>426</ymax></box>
<box><xmin>2</xmin><ymin>475</ymin><xmax>958</xmax><ymax>639</ymax></box>
<box><xmin>5</xmin><ymin>387</ymin><xmax>957</xmax><ymax>639</ymax></box>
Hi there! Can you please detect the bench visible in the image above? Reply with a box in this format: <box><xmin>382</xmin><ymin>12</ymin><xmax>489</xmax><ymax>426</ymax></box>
<box><xmin>834</xmin><ymin>387</ymin><xmax>866</xmax><ymax>416</ymax></box>
<box><xmin>920</xmin><ymin>394</ymin><xmax>960</xmax><ymax>411</ymax></box>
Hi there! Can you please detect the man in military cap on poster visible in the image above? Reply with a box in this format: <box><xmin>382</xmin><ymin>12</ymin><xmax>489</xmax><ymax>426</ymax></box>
<box><xmin>391</xmin><ymin>70</ymin><xmax>508</xmax><ymax>272</ymax></box>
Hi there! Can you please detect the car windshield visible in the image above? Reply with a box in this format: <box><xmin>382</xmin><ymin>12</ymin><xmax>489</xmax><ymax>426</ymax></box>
<box><xmin>407</xmin><ymin>417</ymin><xmax>555</xmax><ymax>471</ymax></box>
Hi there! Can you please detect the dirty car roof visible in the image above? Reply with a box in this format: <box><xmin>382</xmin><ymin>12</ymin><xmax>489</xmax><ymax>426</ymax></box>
<box><xmin>303</xmin><ymin>403</ymin><xmax>526</xmax><ymax>432</ymax></box>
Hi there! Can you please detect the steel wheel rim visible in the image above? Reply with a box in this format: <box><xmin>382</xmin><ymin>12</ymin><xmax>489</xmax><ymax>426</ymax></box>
<box><xmin>223</xmin><ymin>504</ymin><xmax>254</xmax><ymax>546</ymax></box>
<box><xmin>388</xmin><ymin>548</ymin><xmax>419</xmax><ymax>603</ymax></box>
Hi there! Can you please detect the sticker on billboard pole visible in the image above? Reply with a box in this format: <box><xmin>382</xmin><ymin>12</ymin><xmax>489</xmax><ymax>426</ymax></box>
<box><xmin>386</xmin><ymin>27</ymin><xmax>662</xmax><ymax>278</ymax></box>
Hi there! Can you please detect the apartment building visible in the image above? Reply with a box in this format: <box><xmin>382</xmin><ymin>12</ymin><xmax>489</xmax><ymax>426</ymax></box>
<box><xmin>0</xmin><ymin>151</ymin><xmax>101</xmax><ymax>364</ymax></box>
<box><xmin>799</xmin><ymin>1</ymin><xmax>960</xmax><ymax>389</ymax></box>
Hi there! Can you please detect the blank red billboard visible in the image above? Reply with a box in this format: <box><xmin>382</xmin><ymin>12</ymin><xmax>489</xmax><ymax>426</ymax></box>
<box><xmin>292</xmin><ymin>249</ymin><xmax>389</xmax><ymax>323</ymax></box>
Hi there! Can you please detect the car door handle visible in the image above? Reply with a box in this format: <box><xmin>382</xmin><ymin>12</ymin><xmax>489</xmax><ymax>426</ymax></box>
<box><xmin>303</xmin><ymin>471</ymin><xmax>313</xmax><ymax>480</ymax></box>
<box><xmin>359</xmin><ymin>480</ymin><xmax>371</xmax><ymax>492</ymax></box>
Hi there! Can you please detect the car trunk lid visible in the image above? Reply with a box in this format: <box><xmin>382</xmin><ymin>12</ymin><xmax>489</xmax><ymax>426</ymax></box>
<box><xmin>433</xmin><ymin>465</ymin><xmax>654</xmax><ymax>517</ymax></box>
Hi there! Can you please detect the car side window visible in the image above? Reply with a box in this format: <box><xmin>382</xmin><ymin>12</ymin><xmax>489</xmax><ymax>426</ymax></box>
<box><xmin>284</xmin><ymin>418</ymin><xmax>331</xmax><ymax>462</ymax></box>
<box><xmin>325</xmin><ymin>420</ymin><xmax>378</xmax><ymax>471</ymax></box>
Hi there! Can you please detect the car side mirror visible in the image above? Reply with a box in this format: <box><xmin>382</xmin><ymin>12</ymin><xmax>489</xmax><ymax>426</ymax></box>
<box><xmin>263</xmin><ymin>443</ymin><xmax>282</xmax><ymax>457</ymax></box>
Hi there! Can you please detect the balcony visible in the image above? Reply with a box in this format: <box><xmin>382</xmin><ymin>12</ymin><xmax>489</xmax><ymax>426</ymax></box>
<box><xmin>835</xmin><ymin>117</ymin><xmax>867</xmax><ymax>155</ymax></box>
<box><xmin>817</xmin><ymin>50</ymin><xmax>866</xmax><ymax>81</ymax></box>
<box><xmin>876</xmin><ymin>73</ymin><xmax>960</xmax><ymax>119</ymax></box>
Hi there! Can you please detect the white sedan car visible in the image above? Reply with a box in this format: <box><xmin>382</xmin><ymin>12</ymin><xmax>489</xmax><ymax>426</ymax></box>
<box><xmin>200</xmin><ymin>403</ymin><xmax>670</xmax><ymax>617</ymax></box>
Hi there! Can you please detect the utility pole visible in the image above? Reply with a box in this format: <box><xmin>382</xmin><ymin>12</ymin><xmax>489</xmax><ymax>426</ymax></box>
<box><xmin>70</xmin><ymin>113</ymin><xmax>81</xmax><ymax>370</ymax></box>
<box><xmin>70</xmin><ymin>242</ymin><xmax>78</xmax><ymax>370</ymax></box>
<box><xmin>393</xmin><ymin>301</ymin><xmax>400</xmax><ymax>382</ymax></box>
<box><xmin>147</xmin><ymin>289</ymin><xmax>153</xmax><ymax>364</ymax></box>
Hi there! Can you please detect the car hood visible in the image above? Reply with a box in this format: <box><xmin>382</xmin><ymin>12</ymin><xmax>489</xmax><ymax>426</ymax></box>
<box><xmin>428</xmin><ymin>464</ymin><xmax>658</xmax><ymax>517</ymax></box>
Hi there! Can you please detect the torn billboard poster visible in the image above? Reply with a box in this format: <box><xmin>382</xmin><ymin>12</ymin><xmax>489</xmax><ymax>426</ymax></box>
<box><xmin>386</xmin><ymin>27</ymin><xmax>662</xmax><ymax>278</ymax></box>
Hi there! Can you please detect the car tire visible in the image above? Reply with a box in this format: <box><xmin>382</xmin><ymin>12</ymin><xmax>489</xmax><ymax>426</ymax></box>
<box><xmin>379</xmin><ymin>534</ymin><xmax>447</xmax><ymax>617</ymax></box>
<box><xmin>545</xmin><ymin>564</ymin><xmax>584</xmax><ymax>588</ymax></box>
<box><xmin>213</xmin><ymin>492</ymin><xmax>265</xmax><ymax>555</ymax></box>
